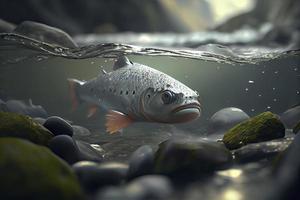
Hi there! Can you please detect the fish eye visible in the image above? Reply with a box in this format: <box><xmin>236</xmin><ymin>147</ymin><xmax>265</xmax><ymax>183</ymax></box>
<box><xmin>161</xmin><ymin>90</ymin><xmax>176</xmax><ymax>104</ymax></box>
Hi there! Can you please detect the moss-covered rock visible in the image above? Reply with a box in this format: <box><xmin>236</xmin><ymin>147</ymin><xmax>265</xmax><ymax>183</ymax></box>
<box><xmin>293</xmin><ymin>121</ymin><xmax>300</xmax><ymax>134</ymax></box>
<box><xmin>223</xmin><ymin>112</ymin><xmax>285</xmax><ymax>150</ymax></box>
<box><xmin>0</xmin><ymin>138</ymin><xmax>84</xmax><ymax>200</ymax></box>
<box><xmin>154</xmin><ymin>138</ymin><xmax>232</xmax><ymax>176</ymax></box>
<box><xmin>0</xmin><ymin>111</ymin><xmax>53</xmax><ymax>145</ymax></box>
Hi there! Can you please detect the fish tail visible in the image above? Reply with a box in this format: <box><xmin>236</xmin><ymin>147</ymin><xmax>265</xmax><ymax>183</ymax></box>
<box><xmin>67</xmin><ymin>78</ymin><xmax>84</xmax><ymax>111</ymax></box>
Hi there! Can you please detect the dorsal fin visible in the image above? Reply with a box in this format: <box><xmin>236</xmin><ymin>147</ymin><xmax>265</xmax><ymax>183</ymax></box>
<box><xmin>113</xmin><ymin>56</ymin><xmax>132</xmax><ymax>70</ymax></box>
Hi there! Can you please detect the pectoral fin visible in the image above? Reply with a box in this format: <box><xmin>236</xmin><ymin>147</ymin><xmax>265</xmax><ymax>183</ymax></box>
<box><xmin>87</xmin><ymin>105</ymin><xmax>98</xmax><ymax>118</ymax></box>
<box><xmin>105</xmin><ymin>110</ymin><xmax>133</xmax><ymax>134</ymax></box>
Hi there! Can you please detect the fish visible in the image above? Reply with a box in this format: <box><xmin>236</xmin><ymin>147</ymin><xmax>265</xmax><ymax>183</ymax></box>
<box><xmin>68</xmin><ymin>56</ymin><xmax>201</xmax><ymax>134</ymax></box>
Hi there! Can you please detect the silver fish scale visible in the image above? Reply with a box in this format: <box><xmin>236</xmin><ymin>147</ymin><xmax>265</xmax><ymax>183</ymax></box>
<box><xmin>88</xmin><ymin>62</ymin><xmax>198</xmax><ymax>116</ymax></box>
<box><xmin>103</xmin><ymin>63</ymin><xmax>196</xmax><ymax>97</ymax></box>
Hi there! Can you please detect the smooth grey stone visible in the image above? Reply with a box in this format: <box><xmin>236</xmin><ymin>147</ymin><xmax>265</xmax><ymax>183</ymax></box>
<box><xmin>232</xmin><ymin>137</ymin><xmax>294</xmax><ymax>163</ymax></box>
<box><xmin>280</xmin><ymin>105</ymin><xmax>300</xmax><ymax>129</ymax></box>
<box><xmin>154</xmin><ymin>138</ymin><xmax>232</xmax><ymax>176</ymax></box>
<box><xmin>208</xmin><ymin>107</ymin><xmax>250</xmax><ymax>135</ymax></box>
<box><xmin>43</xmin><ymin>116</ymin><xmax>73</xmax><ymax>136</ymax></box>
<box><xmin>127</xmin><ymin>145</ymin><xmax>154</xmax><ymax>180</ymax></box>
<box><xmin>0</xmin><ymin>99</ymin><xmax>7</xmax><ymax>111</ymax></box>
<box><xmin>76</xmin><ymin>140</ymin><xmax>104</xmax><ymax>162</ymax></box>
<box><xmin>48</xmin><ymin>135</ymin><xmax>80</xmax><ymax>165</ymax></box>
<box><xmin>13</xmin><ymin>21</ymin><xmax>77</xmax><ymax>48</ymax></box>
<box><xmin>269</xmin><ymin>134</ymin><xmax>300</xmax><ymax>199</ymax></box>
<box><xmin>72</xmin><ymin>125</ymin><xmax>91</xmax><ymax>137</ymax></box>
<box><xmin>96</xmin><ymin>175</ymin><xmax>172</xmax><ymax>200</ymax></box>
<box><xmin>73</xmin><ymin>161</ymin><xmax>128</xmax><ymax>193</ymax></box>
<box><xmin>33</xmin><ymin>117</ymin><xmax>46</xmax><ymax>125</ymax></box>
<box><xmin>5</xmin><ymin>99</ymin><xmax>48</xmax><ymax>118</ymax></box>
<box><xmin>0</xmin><ymin>19</ymin><xmax>15</xmax><ymax>32</ymax></box>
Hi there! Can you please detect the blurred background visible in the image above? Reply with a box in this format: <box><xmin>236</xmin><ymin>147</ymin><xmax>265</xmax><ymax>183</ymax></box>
<box><xmin>0</xmin><ymin>0</ymin><xmax>299</xmax><ymax>39</ymax></box>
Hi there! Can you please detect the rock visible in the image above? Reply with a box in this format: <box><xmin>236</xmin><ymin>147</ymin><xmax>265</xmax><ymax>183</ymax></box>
<box><xmin>49</xmin><ymin>135</ymin><xmax>80</xmax><ymax>165</ymax></box>
<box><xmin>269</xmin><ymin>133</ymin><xmax>300</xmax><ymax>199</ymax></box>
<box><xmin>0</xmin><ymin>138</ymin><xmax>84</xmax><ymax>200</ymax></box>
<box><xmin>5</xmin><ymin>99</ymin><xmax>48</xmax><ymax>118</ymax></box>
<box><xmin>43</xmin><ymin>116</ymin><xmax>73</xmax><ymax>136</ymax></box>
<box><xmin>73</xmin><ymin>161</ymin><xmax>128</xmax><ymax>193</ymax></box>
<box><xmin>154</xmin><ymin>138</ymin><xmax>232</xmax><ymax>176</ymax></box>
<box><xmin>96</xmin><ymin>175</ymin><xmax>173</xmax><ymax>200</ymax></box>
<box><xmin>76</xmin><ymin>140</ymin><xmax>104</xmax><ymax>162</ymax></box>
<box><xmin>72</xmin><ymin>125</ymin><xmax>91</xmax><ymax>137</ymax></box>
<box><xmin>232</xmin><ymin>137</ymin><xmax>293</xmax><ymax>164</ymax></box>
<box><xmin>0</xmin><ymin>19</ymin><xmax>16</xmax><ymax>32</ymax></box>
<box><xmin>33</xmin><ymin>117</ymin><xmax>46</xmax><ymax>125</ymax></box>
<box><xmin>13</xmin><ymin>21</ymin><xmax>77</xmax><ymax>48</ymax></box>
<box><xmin>127</xmin><ymin>145</ymin><xmax>155</xmax><ymax>180</ymax></box>
<box><xmin>0</xmin><ymin>99</ymin><xmax>7</xmax><ymax>111</ymax></box>
<box><xmin>293</xmin><ymin>121</ymin><xmax>300</xmax><ymax>134</ymax></box>
<box><xmin>0</xmin><ymin>111</ymin><xmax>53</xmax><ymax>145</ymax></box>
<box><xmin>223</xmin><ymin>112</ymin><xmax>285</xmax><ymax>150</ymax></box>
<box><xmin>208</xmin><ymin>107</ymin><xmax>250</xmax><ymax>135</ymax></box>
<box><xmin>280</xmin><ymin>105</ymin><xmax>300</xmax><ymax>129</ymax></box>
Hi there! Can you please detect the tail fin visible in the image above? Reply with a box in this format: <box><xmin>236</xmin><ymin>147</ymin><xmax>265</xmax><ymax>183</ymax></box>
<box><xmin>67</xmin><ymin>78</ymin><xmax>85</xmax><ymax>111</ymax></box>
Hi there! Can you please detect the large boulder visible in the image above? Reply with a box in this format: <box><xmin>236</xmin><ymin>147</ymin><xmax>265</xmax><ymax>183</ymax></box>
<box><xmin>0</xmin><ymin>138</ymin><xmax>84</xmax><ymax>200</ymax></box>
<box><xmin>0</xmin><ymin>111</ymin><xmax>53</xmax><ymax>145</ymax></box>
<box><xmin>223</xmin><ymin>112</ymin><xmax>285</xmax><ymax>150</ymax></box>
<box><xmin>154</xmin><ymin>138</ymin><xmax>232</xmax><ymax>176</ymax></box>
<box><xmin>13</xmin><ymin>21</ymin><xmax>77</xmax><ymax>48</ymax></box>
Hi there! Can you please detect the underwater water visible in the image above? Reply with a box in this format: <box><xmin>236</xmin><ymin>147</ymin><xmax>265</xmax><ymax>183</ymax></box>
<box><xmin>0</xmin><ymin>33</ymin><xmax>299</xmax><ymax>161</ymax></box>
<box><xmin>0</xmin><ymin>31</ymin><xmax>300</xmax><ymax>200</ymax></box>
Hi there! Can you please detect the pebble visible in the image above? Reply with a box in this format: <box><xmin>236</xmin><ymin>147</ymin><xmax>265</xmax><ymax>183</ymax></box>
<box><xmin>43</xmin><ymin>116</ymin><xmax>73</xmax><ymax>136</ymax></box>
<box><xmin>127</xmin><ymin>145</ymin><xmax>155</xmax><ymax>180</ymax></box>
<box><xmin>48</xmin><ymin>135</ymin><xmax>80</xmax><ymax>165</ymax></box>
<box><xmin>73</xmin><ymin>161</ymin><xmax>128</xmax><ymax>193</ymax></box>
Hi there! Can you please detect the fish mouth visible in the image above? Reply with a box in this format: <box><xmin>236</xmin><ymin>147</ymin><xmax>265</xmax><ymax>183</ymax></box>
<box><xmin>172</xmin><ymin>102</ymin><xmax>201</xmax><ymax>113</ymax></box>
<box><xmin>171</xmin><ymin>103</ymin><xmax>201</xmax><ymax>123</ymax></box>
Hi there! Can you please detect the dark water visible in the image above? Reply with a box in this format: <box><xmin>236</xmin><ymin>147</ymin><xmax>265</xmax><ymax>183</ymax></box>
<box><xmin>0</xmin><ymin>33</ymin><xmax>299</xmax><ymax>161</ymax></box>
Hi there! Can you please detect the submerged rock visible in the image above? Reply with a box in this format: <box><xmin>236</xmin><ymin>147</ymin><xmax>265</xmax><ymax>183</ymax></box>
<box><xmin>73</xmin><ymin>161</ymin><xmax>128</xmax><ymax>193</ymax></box>
<box><xmin>33</xmin><ymin>117</ymin><xmax>46</xmax><ymax>125</ymax></box>
<box><xmin>232</xmin><ymin>137</ymin><xmax>293</xmax><ymax>163</ymax></box>
<box><xmin>49</xmin><ymin>135</ymin><xmax>80</xmax><ymax>165</ymax></box>
<box><xmin>76</xmin><ymin>140</ymin><xmax>104</xmax><ymax>162</ymax></box>
<box><xmin>43</xmin><ymin>116</ymin><xmax>73</xmax><ymax>136</ymax></box>
<box><xmin>208</xmin><ymin>107</ymin><xmax>250</xmax><ymax>135</ymax></box>
<box><xmin>0</xmin><ymin>19</ymin><xmax>15</xmax><ymax>32</ymax></box>
<box><xmin>293</xmin><ymin>121</ymin><xmax>300</xmax><ymax>134</ymax></box>
<box><xmin>0</xmin><ymin>111</ymin><xmax>53</xmax><ymax>145</ymax></box>
<box><xmin>5</xmin><ymin>99</ymin><xmax>48</xmax><ymax>118</ymax></box>
<box><xmin>280</xmin><ymin>105</ymin><xmax>300</xmax><ymax>129</ymax></box>
<box><xmin>96</xmin><ymin>175</ymin><xmax>173</xmax><ymax>200</ymax></box>
<box><xmin>127</xmin><ymin>145</ymin><xmax>155</xmax><ymax>180</ymax></box>
<box><xmin>0</xmin><ymin>138</ymin><xmax>84</xmax><ymax>200</ymax></box>
<box><xmin>72</xmin><ymin>125</ymin><xmax>92</xmax><ymax>137</ymax></box>
<box><xmin>13</xmin><ymin>21</ymin><xmax>77</xmax><ymax>48</ymax></box>
<box><xmin>154</xmin><ymin>138</ymin><xmax>232</xmax><ymax>176</ymax></box>
<box><xmin>270</xmin><ymin>134</ymin><xmax>300</xmax><ymax>199</ymax></box>
<box><xmin>223</xmin><ymin>112</ymin><xmax>285</xmax><ymax>150</ymax></box>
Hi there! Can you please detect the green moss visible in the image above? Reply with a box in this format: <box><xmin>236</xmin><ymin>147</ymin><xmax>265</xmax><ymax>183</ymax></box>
<box><xmin>223</xmin><ymin>112</ymin><xmax>285</xmax><ymax>150</ymax></box>
<box><xmin>293</xmin><ymin>121</ymin><xmax>300</xmax><ymax>134</ymax></box>
<box><xmin>0</xmin><ymin>138</ymin><xmax>84</xmax><ymax>200</ymax></box>
<box><xmin>0</xmin><ymin>111</ymin><xmax>53</xmax><ymax>145</ymax></box>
